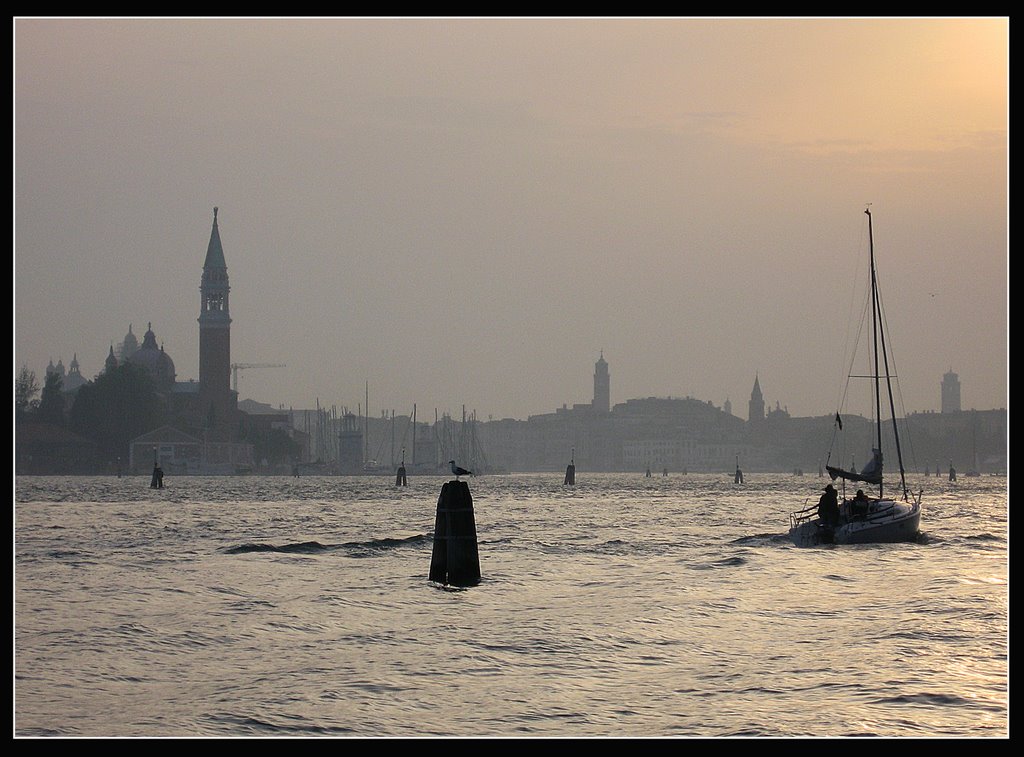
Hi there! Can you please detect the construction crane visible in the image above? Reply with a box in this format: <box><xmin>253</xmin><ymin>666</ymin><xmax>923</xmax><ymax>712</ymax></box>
<box><xmin>230</xmin><ymin>363</ymin><xmax>286</xmax><ymax>393</ymax></box>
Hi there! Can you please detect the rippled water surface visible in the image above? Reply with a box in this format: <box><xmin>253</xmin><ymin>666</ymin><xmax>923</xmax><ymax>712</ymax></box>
<box><xmin>15</xmin><ymin>473</ymin><xmax>1008</xmax><ymax>738</ymax></box>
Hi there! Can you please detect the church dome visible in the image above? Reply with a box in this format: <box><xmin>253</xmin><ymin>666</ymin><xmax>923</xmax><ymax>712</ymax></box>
<box><xmin>126</xmin><ymin>323</ymin><xmax>176</xmax><ymax>389</ymax></box>
<box><xmin>63</xmin><ymin>353</ymin><xmax>87</xmax><ymax>392</ymax></box>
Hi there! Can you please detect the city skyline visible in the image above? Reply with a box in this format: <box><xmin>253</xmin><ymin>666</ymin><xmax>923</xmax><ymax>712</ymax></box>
<box><xmin>15</xmin><ymin>18</ymin><xmax>1008</xmax><ymax>422</ymax></box>
<box><xmin>34</xmin><ymin>328</ymin><xmax>998</xmax><ymax>425</ymax></box>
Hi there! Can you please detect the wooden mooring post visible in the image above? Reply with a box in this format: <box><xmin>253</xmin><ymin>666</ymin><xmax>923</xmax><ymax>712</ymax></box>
<box><xmin>396</xmin><ymin>448</ymin><xmax>408</xmax><ymax>486</ymax></box>
<box><xmin>564</xmin><ymin>448</ymin><xmax>575</xmax><ymax>485</ymax></box>
<box><xmin>428</xmin><ymin>480</ymin><xmax>480</xmax><ymax>587</ymax></box>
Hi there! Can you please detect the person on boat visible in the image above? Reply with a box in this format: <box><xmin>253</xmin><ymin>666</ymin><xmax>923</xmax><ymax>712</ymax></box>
<box><xmin>817</xmin><ymin>484</ymin><xmax>840</xmax><ymax>527</ymax></box>
<box><xmin>851</xmin><ymin>489</ymin><xmax>870</xmax><ymax>519</ymax></box>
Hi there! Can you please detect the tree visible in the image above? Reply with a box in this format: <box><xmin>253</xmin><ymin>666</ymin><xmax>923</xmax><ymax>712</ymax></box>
<box><xmin>242</xmin><ymin>423</ymin><xmax>303</xmax><ymax>469</ymax></box>
<box><xmin>15</xmin><ymin>366</ymin><xmax>40</xmax><ymax>422</ymax></box>
<box><xmin>34</xmin><ymin>371</ymin><xmax>66</xmax><ymax>427</ymax></box>
<box><xmin>68</xmin><ymin>362</ymin><xmax>167</xmax><ymax>459</ymax></box>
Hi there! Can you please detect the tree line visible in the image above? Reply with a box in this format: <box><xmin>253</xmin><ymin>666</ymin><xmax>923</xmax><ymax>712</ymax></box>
<box><xmin>15</xmin><ymin>364</ymin><xmax>301</xmax><ymax>471</ymax></box>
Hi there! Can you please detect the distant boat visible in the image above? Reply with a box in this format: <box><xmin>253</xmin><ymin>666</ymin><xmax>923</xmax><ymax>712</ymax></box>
<box><xmin>790</xmin><ymin>208</ymin><xmax>922</xmax><ymax>546</ymax></box>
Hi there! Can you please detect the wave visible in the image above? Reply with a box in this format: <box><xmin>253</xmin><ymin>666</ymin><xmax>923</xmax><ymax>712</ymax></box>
<box><xmin>340</xmin><ymin>533</ymin><xmax>432</xmax><ymax>551</ymax></box>
<box><xmin>225</xmin><ymin>541</ymin><xmax>334</xmax><ymax>554</ymax></box>
<box><xmin>963</xmin><ymin>532</ymin><xmax>1004</xmax><ymax>542</ymax></box>
<box><xmin>731</xmin><ymin>533</ymin><xmax>790</xmax><ymax>546</ymax></box>
<box><xmin>688</xmin><ymin>555</ymin><xmax>748</xmax><ymax>570</ymax></box>
<box><xmin>224</xmin><ymin>533</ymin><xmax>431</xmax><ymax>556</ymax></box>
<box><xmin>871</xmin><ymin>691</ymin><xmax>980</xmax><ymax>708</ymax></box>
<box><xmin>204</xmin><ymin>712</ymin><xmax>355</xmax><ymax>736</ymax></box>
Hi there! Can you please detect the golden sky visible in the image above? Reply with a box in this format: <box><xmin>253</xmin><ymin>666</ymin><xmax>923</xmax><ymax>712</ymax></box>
<box><xmin>14</xmin><ymin>18</ymin><xmax>1008</xmax><ymax>419</ymax></box>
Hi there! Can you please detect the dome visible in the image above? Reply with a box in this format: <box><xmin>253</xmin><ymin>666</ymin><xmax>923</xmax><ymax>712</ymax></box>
<box><xmin>126</xmin><ymin>322</ymin><xmax>176</xmax><ymax>389</ymax></box>
<box><xmin>121</xmin><ymin>323</ymin><xmax>139</xmax><ymax>360</ymax></box>
<box><xmin>63</xmin><ymin>353</ymin><xmax>87</xmax><ymax>392</ymax></box>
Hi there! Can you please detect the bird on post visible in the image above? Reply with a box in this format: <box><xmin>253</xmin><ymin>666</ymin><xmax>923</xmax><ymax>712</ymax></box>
<box><xmin>449</xmin><ymin>460</ymin><xmax>473</xmax><ymax>480</ymax></box>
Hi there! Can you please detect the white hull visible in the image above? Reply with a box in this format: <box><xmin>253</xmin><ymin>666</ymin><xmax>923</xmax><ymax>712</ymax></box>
<box><xmin>789</xmin><ymin>498</ymin><xmax>921</xmax><ymax>547</ymax></box>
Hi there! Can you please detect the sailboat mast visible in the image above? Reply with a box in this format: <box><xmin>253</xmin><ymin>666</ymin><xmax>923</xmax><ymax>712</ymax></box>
<box><xmin>867</xmin><ymin>208</ymin><xmax>884</xmax><ymax>499</ymax></box>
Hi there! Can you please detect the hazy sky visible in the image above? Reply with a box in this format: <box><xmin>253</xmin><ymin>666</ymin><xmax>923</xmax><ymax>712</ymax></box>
<box><xmin>14</xmin><ymin>17</ymin><xmax>1008</xmax><ymax>422</ymax></box>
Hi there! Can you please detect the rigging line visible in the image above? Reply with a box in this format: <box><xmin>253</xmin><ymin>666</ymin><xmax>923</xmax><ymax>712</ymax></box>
<box><xmin>836</xmin><ymin>274</ymin><xmax>871</xmax><ymax>429</ymax></box>
<box><xmin>827</xmin><ymin>270</ymin><xmax>871</xmax><ymax>468</ymax></box>
<box><xmin>834</xmin><ymin>217</ymin><xmax>871</xmax><ymax>414</ymax></box>
<box><xmin>872</xmin><ymin>242</ymin><xmax>915</xmax><ymax>495</ymax></box>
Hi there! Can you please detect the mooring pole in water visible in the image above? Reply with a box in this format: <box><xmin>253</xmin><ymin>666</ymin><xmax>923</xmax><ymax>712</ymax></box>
<box><xmin>428</xmin><ymin>480</ymin><xmax>480</xmax><ymax>587</ymax></box>
<box><xmin>564</xmin><ymin>447</ymin><xmax>575</xmax><ymax>485</ymax></box>
<box><xmin>150</xmin><ymin>448</ymin><xmax>159</xmax><ymax>489</ymax></box>
<box><xmin>396</xmin><ymin>448</ymin><xmax>408</xmax><ymax>486</ymax></box>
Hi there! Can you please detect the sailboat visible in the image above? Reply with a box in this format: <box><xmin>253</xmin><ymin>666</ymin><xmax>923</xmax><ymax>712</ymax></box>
<box><xmin>789</xmin><ymin>208</ymin><xmax>923</xmax><ymax>546</ymax></box>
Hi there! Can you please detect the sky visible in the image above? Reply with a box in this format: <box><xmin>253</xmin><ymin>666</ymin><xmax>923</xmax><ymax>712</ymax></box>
<box><xmin>14</xmin><ymin>17</ymin><xmax>1008</xmax><ymax>423</ymax></box>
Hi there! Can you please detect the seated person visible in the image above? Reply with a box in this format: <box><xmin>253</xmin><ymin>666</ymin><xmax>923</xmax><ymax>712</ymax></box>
<box><xmin>851</xmin><ymin>489</ymin><xmax>870</xmax><ymax>518</ymax></box>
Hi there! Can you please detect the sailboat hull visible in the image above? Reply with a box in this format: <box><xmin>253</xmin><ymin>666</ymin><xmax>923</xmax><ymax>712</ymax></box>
<box><xmin>789</xmin><ymin>499</ymin><xmax>921</xmax><ymax>547</ymax></box>
<box><xmin>833</xmin><ymin>500</ymin><xmax>921</xmax><ymax>544</ymax></box>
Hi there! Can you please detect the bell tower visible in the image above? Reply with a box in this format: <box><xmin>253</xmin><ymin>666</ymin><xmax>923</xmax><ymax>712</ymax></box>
<box><xmin>748</xmin><ymin>373</ymin><xmax>765</xmax><ymax>425</ymax></box>
<box><xmin>593</xmin><ymin>352</ymin><xmax>610</xmax><ymax>414</ymax></box>
<box><xmin>941</xmin><ymin>369</ymin><xmax>961</xmax><ymax>414</ymax></box>
<box><xmin>198</xmin><ymin>207</ymin><xmax>233</xmax><ymax>432</ymax></box>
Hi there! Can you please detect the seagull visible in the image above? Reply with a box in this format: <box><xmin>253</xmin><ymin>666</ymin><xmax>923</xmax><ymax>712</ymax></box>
<box><xmin>449</xmin><ymin>460</ymin><xmax>473</xmax><ymax>479</ymax></box>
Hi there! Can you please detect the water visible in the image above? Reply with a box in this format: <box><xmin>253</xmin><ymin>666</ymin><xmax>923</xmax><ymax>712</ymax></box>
<box><xmin>15</xmin><ymin>473</ymin><xmax>1008</xmax><ymax>738</ymax></box>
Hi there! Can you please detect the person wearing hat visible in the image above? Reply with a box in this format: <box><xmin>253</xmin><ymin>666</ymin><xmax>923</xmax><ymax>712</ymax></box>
<box><xmin>817</xmin><ymin>483</ymin><xmax>840</xmax><ymax>527</ymax></box>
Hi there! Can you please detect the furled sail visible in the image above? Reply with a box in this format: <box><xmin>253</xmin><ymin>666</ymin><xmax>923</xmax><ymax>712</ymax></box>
<box><xmin>826</xmin><ymin>448</ymin><xmax>883</xmax><ymax>485</ymax></box>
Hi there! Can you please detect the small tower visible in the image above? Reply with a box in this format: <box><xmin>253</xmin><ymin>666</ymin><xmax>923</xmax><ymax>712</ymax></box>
<box><xmin>748</xmin><ymin>374</ymin><xmax>765</xmax><ymax>425</ymax></box>
<box><xmin>592</xmin><ymin>351</ymin><xmax>610</xmax><ymax>414</ymax></box>
<box><xmin>64</xmin><ymin>353</ymin><xmax>87</xmax><ymax>392</ymax></box>
<box><xmin>941</xmin><ymin>369</ymin><xmax>961</xmax><ymax>414</ymax></box>
<box><xmin>104</xmin><ymin>345</ymin><xmax>118</xmax><ymax>374</ymax></box>
<box><xmin>120</xmin><ymin>323</ymin><xmax>139</xmax><ymax>362</ymax></box>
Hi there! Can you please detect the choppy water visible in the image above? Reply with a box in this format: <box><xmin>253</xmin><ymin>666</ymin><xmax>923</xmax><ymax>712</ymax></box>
<box><xmin>15</xmin><ymin>473</ymin><xmax>1008</xmax><ymax>738</ymax></box>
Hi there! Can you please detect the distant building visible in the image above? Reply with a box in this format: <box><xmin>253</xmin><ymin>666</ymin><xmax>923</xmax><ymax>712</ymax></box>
<box><xmin>44</xmin><ymin>358</ymin><xmax>64</xmax><ymax>385</ymax></box>
<box><xmin>118</xmin><ymin>323</ymin><xmax>140</xmax><ymax>362</ymax></box>
<box><xmin>126</xmin><ymin>323</ymin><xmax>177</xmax><ymax>391</ymax></box>
<box><xmin>748</xmin><ymin>374</ymin><xmax>765</xmax><ymax>425</ymax></box>
<box><xmin>197</xmin><ymin>207</ymin><xmax>237</xmax><ymax>436</ymax></box>
<box><xmin>941</xmin><ymin>369</ymin><xmax>961</xmax><ymax>414</ymax></box>
<box><xmin>104</xmin><ymin>345</ymin><xmax>118</xmax><ymax>374</ymax></box>
<box><xmin>30</xmin><ymin>208</ymin><xmax>255</xmax><ymax>473</ymax></box>
<box><xmin>46</xmin><ymin>354</ymin><xmax>88</xmax><ymax>394</ymax></box>
<box><xmin>62</xmin><ymin>354</ymin><xmax>87</xmax><ymax>393</ymax></box>
<box><xmin>338</xmin><ymin>412</ymin><xmax>363</xmax><ymax>473</ymax></box>
<box><xmin>593</xmin><ymin>352</ymin><xmax>610</xmax><ymax>414</ymax></box>
<box><xmin>16</xmin><ymin>423</ymin><xmax>97</xmax><ymax>474</ymax></box>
